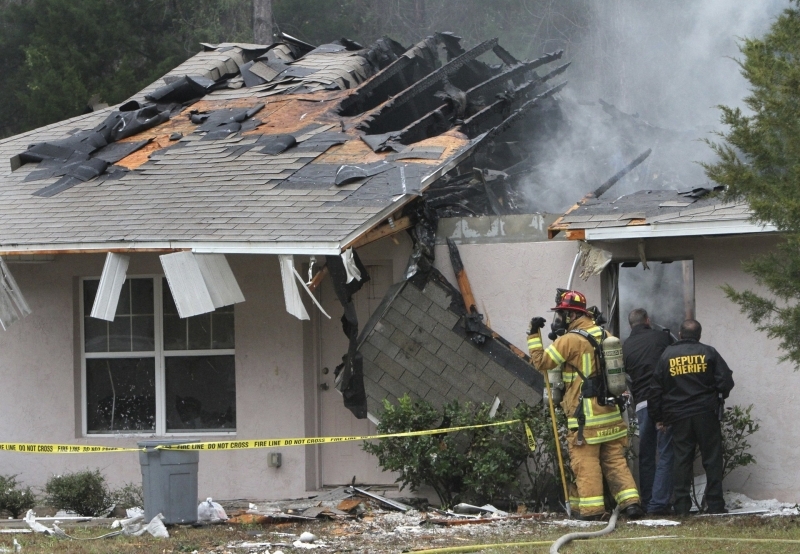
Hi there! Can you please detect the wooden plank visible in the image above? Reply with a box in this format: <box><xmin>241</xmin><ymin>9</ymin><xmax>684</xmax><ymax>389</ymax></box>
<box><xmin>348</xmin><ymin>216</ymin><xmax>412</xmax><ymax>249</ymax></box>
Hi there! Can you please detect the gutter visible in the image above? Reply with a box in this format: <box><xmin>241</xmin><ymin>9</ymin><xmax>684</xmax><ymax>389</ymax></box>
<box><xmin>0</xmin><ymin>240</ymin><xmax>343</xmax><ymax>257</ymax></box>
<box><xmin>583</xmin><ymin>219</ymin><xmax>778</xmax><ymax>241</ymax></box>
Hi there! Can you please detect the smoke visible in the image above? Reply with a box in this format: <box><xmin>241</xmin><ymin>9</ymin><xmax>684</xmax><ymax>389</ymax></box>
<box><xmin>618</xmin><ymin>261</ymin><xmax>693</xmax><ymax>342</ymax></box>
<box><xmin>521</xmin><ymin>0</ymin><xmax>788</xmax><ymax>212</ymax></box>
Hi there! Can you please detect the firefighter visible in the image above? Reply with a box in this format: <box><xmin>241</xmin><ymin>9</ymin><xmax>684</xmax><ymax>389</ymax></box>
<box><xmin>527</xmin><ymin>290</ymin><xmax>644</xmax><ymax>520</ymax></box>
<box><xmin>649</xmin><ymin>319</ymin><xmax>734</xmax><ymax>515</ymax></box>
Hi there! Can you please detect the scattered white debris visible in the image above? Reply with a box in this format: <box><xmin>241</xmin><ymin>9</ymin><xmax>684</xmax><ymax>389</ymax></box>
<box><xmin>292</xmin><ymin>539</ymin><xmax>326</xmax><ymax>549</ymax></box>
<box><xmin>125</xmin><ymin>507</ymin><xmax>144</xmax><ymax>518</ymax></box>
<box><xmin>23</xmin><ymin>510</ymin><xmax>53</xmax><ymax>535</ymax></box>
<box><xmin>628</xmin><ymin>519</ymin><xmax>681</xmax><ymax>527</ymax></box>
<box><xmin>724</xmin><ymin>491</ymin><xmax>800</xmax><ymax>517</ymax></box>
<box><xmin>299</xmin><ymin>531</ymin><xmax>317</xmax><ymax>543</ymax></box>
<box><xmin>547</xmin><ymin>519</ymin><xmax>606</xmax><ymax>528</ymax></box>
<box><xmin>198</xmin><ymin>497</ymin><xmax>228</xmax><ymax>523</ymax></box>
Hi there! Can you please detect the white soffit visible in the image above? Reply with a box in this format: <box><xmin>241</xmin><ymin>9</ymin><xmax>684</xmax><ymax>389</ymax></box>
<box><xmin>90</xmin><ymin>253</ymin><xmax>130</xmax><ymax>321</ymax></box>
<box><xmin>585</xmin><ymin>220</ymin><xmax>778</xmax><ymax>240</ymax></box>
<box><xmin>160</xmin><ymin>252</ymin><xmax>216</xmax><ymax>318</ymax></box>
<box><xmin>0</xmin><ymin>257</ymin><xmax>31</xmax><ymax>331</ymax></box>
<box><xmin>279</xmin><ymin>254</ymin><xmax>309</xmax><ymax>321</ymax></box>
<box><xmin>194</xmin><ymin>253</ymin><xmax>245</xmax><ymax>308</ymax></box>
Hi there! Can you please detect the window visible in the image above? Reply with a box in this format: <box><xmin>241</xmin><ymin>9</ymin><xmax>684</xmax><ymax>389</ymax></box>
<box><xmin>82</xmin><ymin>277</ymin><xmax>236</xmax><ymax>435</ymax></box>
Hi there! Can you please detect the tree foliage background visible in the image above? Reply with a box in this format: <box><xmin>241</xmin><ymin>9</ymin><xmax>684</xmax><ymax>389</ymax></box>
<box><xmin>0</xmin><ymin>0</ymin><xmax>599</xmax><ymax>138</ymax></box>
<box><xmin>704</xmin><ymin>1</ymin><xmax>800</xmax><ymax>368</ymax></box>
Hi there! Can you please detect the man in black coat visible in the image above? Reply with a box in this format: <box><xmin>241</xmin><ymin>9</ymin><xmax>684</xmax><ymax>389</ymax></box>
<box><xmin>649</xmin><ymin>319</ymin><xmax>734</xmax><ymax>515</ymax></box>
<box><xmin>623</xmin><ymin>308</ymin><xmax>673</xmax><ymax>515</ymax></box>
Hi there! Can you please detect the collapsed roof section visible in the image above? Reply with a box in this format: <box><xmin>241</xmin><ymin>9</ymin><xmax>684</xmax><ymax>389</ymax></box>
<box><xmin>357</xmin><ymin>268</ymin><xmax>542</xmax><ymax>418</ymax></box>
<box><xmin>0</xmin><ymin>33</ymin><xmax>567</xmax><ymax>256</ymax></box>
<box><xmin>548</xmin><ymin>186</ymin><xmax>776</xmax><ymax>241</ymax></box>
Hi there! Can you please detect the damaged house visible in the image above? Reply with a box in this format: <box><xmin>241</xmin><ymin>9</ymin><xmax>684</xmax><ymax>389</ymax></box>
<box><xmin>1</xmin><ymin>29</ymin><xmax>794</xmax><ymax>507</ymax></box>
<box><xmin>0</xmin><ymin>33</ymin><xmax>565</xmax><ymax>497</ymax></box>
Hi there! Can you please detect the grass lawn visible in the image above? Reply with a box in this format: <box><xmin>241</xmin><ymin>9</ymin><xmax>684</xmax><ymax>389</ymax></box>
<box><xmin>0</xmin><ymin>514</ymin><xmax>798</xmax><ymax>553</ymax></box>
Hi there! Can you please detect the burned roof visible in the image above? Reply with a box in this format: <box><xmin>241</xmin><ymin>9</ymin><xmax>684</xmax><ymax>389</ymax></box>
<box><xmin>548</xmin><ymin>187</ymin><xmax>776</xmax><ymax>240</ymax></box>
<box><xmin>0</xmin><ymin>33</ymin><xmax>567</xmax><ymax>255</ymax></box>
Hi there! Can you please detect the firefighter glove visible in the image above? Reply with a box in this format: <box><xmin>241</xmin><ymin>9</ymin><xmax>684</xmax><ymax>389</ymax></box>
<box><xmin>528</xmin><ymin>316</ymin><xmax>547</xmax><ymax>334</ymax></box>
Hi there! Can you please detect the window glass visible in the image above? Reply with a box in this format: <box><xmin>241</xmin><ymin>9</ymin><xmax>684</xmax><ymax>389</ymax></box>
<box><xmin>83</xmin><ymin>279</ymin><xmax>154</xmax><ymax>352</ymax></box>
<box><xmin>165</xmin><ymin>355</ymin><xmax>236</xmax><ymax>432</ymax></box>
<box><xmin>162</xmin><ymin>278</ymin><xmax>235</xmax><ymax>351</ymax></box>
<box><xmin>86</xmin><ymin>358</ymin><xmax>156</xmax><ymax>433</ymax></box>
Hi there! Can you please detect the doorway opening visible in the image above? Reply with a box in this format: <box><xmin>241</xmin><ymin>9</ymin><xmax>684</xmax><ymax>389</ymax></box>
<box><xmin>612</xmin><ymin>260</ymin><xmax>694</xmax><ymax>341</ymax></box>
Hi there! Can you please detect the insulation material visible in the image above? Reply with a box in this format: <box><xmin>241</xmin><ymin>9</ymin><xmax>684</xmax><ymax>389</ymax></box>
<box><xmin>194</xmin><ymin>253</ymin><xmax>245</xmax><ymax>308</ymax></box>
<box><xmin>0</xmin><ymin>257</ymin><xmax>31</xmax><ymax>331</ymax></box>
<box><xmin>578</xmin><ymin>241</ymin><xmax>613</xmax><ymax>280</ymax></box>
<box><xmin>160</xmin><ymin>252</ymin><xmax>216</xmax><ymax>318</ymax></box>
<box><xmin>341</xmin><ymin>248</ymin><xmax>362</xmax><ymax>283</ymax></box>
<box><xmin>90</xmin><ymin>253</ymin><xmax>130</xmax><ymax>321</ymax></box>
<box><xmin>279</xmin><ymin>254</ymin><xmax>309</xmax><ymax>320</ymax></box>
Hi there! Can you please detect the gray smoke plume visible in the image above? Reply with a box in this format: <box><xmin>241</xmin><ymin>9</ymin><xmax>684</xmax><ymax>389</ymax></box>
<box><xmin>522</xmin><ymin>0</ymin><xmax>788</xmax><ymax>212</ymax></box>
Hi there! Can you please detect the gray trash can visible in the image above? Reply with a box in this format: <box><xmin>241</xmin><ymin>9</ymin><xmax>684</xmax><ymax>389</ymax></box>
<box><xmin>138</xmin><ymin>440</ymin><xmax>199</xmax><ymax>524</ymax></box>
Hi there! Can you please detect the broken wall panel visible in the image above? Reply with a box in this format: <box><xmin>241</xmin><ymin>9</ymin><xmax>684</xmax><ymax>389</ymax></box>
<box><xmin>0</xmin><ymin>257</ymin><xmax>31</xmax><ymax>330</ymax></box>
<box><xmin>357</xmin><ymin>268</ymin><xmax>542</xmax><ymax>418</ymax></box>
<box><xmin>279</xmin><ymin>254</ymin><xmax>310</xmax><ymax>321</ymax></box>
<box><xmin>160</xmin><ymin>252</ymin><xmax>216</xmax><ymax>318</ymax></box>
<box><xmin>194</xmin><ymin>253</ymin><xmax>245</xmax><ymax>308</ymax></box>
<box><xmin>90</xmin><ymin>252</ymin><xmax>130</xmax><ymax>321</ymax></box>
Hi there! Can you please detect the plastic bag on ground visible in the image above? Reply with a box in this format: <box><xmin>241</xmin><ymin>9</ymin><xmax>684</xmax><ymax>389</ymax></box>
<box><xmin>143</xmin><ymin>513</ymin><xmax>169</xmax><ymax>538</ymax></box>
<box><xmin>197</xmin><ymin>497</ymin><xmax>228</xmax><ymax>523</ymax></box>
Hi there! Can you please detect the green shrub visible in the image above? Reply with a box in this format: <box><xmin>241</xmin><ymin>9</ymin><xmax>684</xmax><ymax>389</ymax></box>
<box><xmin>44</xmin><ymin>469</ymin><xmax>114</xmax><ymax>516</ymax></box>
<box><xmin>363</xmin><ymin>395</ymin><xmax>564</xmax><ymax>509</ymax></box>
<box><xmin>111</xmin><ymin>482</ymin><xmax>144</xmax><ymax>508</ymax></box>
<box><xmin>0</xmin><ymin>475</ymin><xmax>36</xmax><ymax>518</ymax></box>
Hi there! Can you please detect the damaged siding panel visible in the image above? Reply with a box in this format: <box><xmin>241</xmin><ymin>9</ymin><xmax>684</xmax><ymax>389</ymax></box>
<box><xmin>358</xmin><ymin>274</ymin><xmax>541</xmax><ymax>419</ymax></box>
<box><xmin>90</xmin><ymin>252</ymin><xmax>130</xmax><ymax>321</ymax></box>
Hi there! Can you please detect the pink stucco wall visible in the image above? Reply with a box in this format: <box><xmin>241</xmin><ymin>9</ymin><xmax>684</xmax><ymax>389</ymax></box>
<box><xmin>0</xmin><ymin>253</ymin><xmax>310</xmax><ymax>500</ymax></box>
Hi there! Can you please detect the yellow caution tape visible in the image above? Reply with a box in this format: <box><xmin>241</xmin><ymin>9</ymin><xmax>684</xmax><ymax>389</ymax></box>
<box><xmin>157</xmin><ymin>419</ymin><xmax>525</xmax><ymax>451</ymax></box>
<box><xmin>524</xmin><ymin>423</ymin><xmax>536</xmax><ymax>451</ymax></box>
<box><xmin>0</xmin><ymin>443</ymin><xmax>141</xmax><ymax>454</ymax></box>
<box><xmin>0</xmin><ymin>419</ymin><xmax>536</xmax><ymax>454</ymax></box>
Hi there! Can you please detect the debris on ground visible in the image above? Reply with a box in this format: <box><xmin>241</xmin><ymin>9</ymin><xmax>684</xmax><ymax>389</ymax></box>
<box><xmin>197</xmin><ymin>498</ymin><xmax>228</xmax><ymax>524</ymax></box>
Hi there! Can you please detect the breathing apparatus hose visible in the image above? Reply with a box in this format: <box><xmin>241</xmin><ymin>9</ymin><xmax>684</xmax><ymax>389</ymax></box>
<box><xmin>543</xmin><ymin>369</ymin><xmax>571</xmax><ymax>518</ymax></box>
<box><xmin>549</xmin><ymin>505</ymin><xmax>620</xmax><ymax>554</ymax></box>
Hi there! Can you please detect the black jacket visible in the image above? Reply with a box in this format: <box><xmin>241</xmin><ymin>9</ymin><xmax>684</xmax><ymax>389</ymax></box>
<box><xmin>649</xmin><ymin>339</ymin><xmax>734</xmax><ymax>424</ymax></box>
<box><xmin>623</xmin><ymin>324</ymin><xmax>672</xmax><ymax>405</ymax></box>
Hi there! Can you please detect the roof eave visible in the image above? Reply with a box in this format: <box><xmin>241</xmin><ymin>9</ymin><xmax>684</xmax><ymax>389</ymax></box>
<box><xmin>582</xmin><ymin>220</ymin><xmax>778</xmax><ymax>241</ymax></box>
<box><xmin>0</xmin><ymin>240</ymin><xmax>343</xmax><ymax>257</ymax></box>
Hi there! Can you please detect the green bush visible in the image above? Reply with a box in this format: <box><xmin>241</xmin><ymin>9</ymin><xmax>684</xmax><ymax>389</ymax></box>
<box><xmin>0</xmin><ymin>475</ymin><xmax>36</xmax><ymax>518</ymax></box>
<box><xmin>44</xmin><ymin>469</ymin><xmax>114</xmax><ymax>516</ymax></box>
<box><xmin>362</xmin><ymin>395</ymin><xmax>564</xmax><ymax>509</ymax></box>
<box><xmin>691</xmin><ymin>404</ymin><xmax>760</xmax><ymax>510</ymax></box>
<box><xmin>111</xmin><ymin>482</ymin><xmax>144</xmax><ymax>509</ymax></box>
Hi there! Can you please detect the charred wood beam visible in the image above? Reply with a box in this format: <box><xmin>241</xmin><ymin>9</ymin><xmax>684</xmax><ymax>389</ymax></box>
<box><xmin>470</xmin><ymin>81</ymin><xmax>567</xmax><ymax>146</ymax></box>
<box><xmin>460</xmin><ymin>63</ymin><xmax>569</xmax><ymax>138</ymax></box>
<box><xmin>592</xmin><ymin>148</ymin><xmax>652</xmax><ymax>198</ymax></box>
<box><xmin>465</xmin><ymin>50</ymin><xmax>563</xmax><ymax>101</ymax></box>
<box><xmin>339</xmin><ymin>37</ymin><xmax>438</xmax><ymax>116</ymax></box>
<box><xmin>492</xmin><ymin>44</ymin><xmax>519</xmax><ymax>66</ymax></box>
<box><xmin>395</xmin><ymin>55</ymin><xmax>567</xmax><ymax>145</ymax></box>
<box><xmin>356</xmin><ymin>38</ymin><xmax>498</xmax><ymax>131</ymax></box>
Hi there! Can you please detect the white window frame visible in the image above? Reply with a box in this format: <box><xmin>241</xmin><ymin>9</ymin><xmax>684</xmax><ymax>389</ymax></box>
<box><xmin>80</xmin><ymin>275</ymin><xmax>236</xmax><ymax>437</ymax></box>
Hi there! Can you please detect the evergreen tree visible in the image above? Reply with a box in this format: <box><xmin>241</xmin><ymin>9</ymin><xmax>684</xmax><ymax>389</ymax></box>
<box><xmin>704</xmin><ymin>1</ymin><xmax>800</xmax><ymax>368</ymax></box>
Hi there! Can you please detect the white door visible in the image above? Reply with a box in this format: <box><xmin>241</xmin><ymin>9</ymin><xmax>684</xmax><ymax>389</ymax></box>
<box><xmin>318</xmin><ymin>262</ymin><xmax>396</xmax><ymax>486</ymax></box>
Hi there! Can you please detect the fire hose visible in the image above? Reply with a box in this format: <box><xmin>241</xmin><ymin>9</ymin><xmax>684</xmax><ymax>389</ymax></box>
<box><xmin>548</xmin><ymin>505</ymin><xmax>619</xmax><ymax>553</ymax></box>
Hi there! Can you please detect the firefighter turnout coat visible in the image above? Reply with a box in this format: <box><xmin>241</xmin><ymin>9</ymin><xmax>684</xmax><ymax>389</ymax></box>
<box><xmin>528</xmin><ymin>314</ymin><xmax>640</xmax><ymax>517</ymax></box>
<box><xmin>528</xmin><ymin>316</ymin><xmax>626</xmax><ymax>443</ymax></box>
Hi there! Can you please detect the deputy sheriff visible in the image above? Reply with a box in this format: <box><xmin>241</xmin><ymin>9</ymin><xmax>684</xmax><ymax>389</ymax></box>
<box><xmin>649</xmin><ymin>319</ymin><xmax>734</xmax><ymax>515</ymax></box>
<box><xmin>527</xmin><ymin>290</ymin><xmax>644</xmax><ymax>520</ymax></box>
